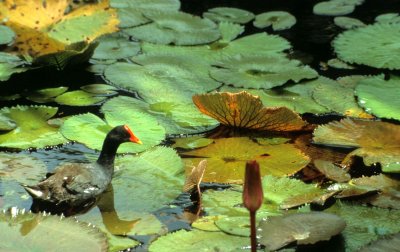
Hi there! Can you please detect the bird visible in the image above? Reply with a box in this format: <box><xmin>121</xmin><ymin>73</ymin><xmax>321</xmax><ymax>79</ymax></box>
<box><xmin>22</xmin><ymin>125</ymin><xmax>142</xmax><ymax>207</ymax></box>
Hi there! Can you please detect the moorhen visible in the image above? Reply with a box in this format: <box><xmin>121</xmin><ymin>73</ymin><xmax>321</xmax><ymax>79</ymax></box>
<box><xmin>22</xmin><ymin>125</ymin><xmax>142</xmax><ymax>207</ymax></box>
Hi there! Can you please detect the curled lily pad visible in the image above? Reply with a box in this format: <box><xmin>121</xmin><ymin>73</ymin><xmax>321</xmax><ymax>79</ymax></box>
<box><xmin>0</xmin><ymin>62</ymin><xmax>28</xmax><ymax>81</ymax></box>
<box><xmin>355</xmin><ymin>75</ymin><xmax>400</xmax><ymax>120</ymax></box>
<box><xmin>375</xmin><ymin>13</ymin><xmax>400</xmax><ymax>24</ymax></box>
<box><xmin>24</xmin><ymin>86</ymin><xmax>68</xmax><ymax>103</ymax></box>
<box><xmin>183</xmin><ymin>137</ymin><xmax>310</xmax><ymax>184</ymax></box>
<box><xmin>253</xmin><ymin>11</ymin><xmax>296</xmax><ymax>31</ymax></box>
<box><xmin>313</xmin><ymin>118</ymin><xmax>400</xmax><ymax>172</ymax></box>
<box><xmin>203</xmin><ymin>7</ymin><xmax>255</xmax><ymax>24</ymax></box>
<box><xmin>210</xmin><ymin>54</ymin><xmax>318</xmax><ymax>89</ymax></box>
<box><xmin>258</xmin><ymin>212</ymin><xmax>346</xmax><ymax>251</ymax></box>
<box><xmin>81</xmin><ymin>84</ymin><xmax>118</xmax><ymax>96</ymax></box>
<box><xmin>0</xmin><ymin>105</ymin><xmax>67</xmax><ymax>149</ymax></box>
<box><xmin>0</xmin><ymin>25</ymin><xmax>15</xmax><ymax>45</ymax></box>
<box><xmin>55</xmin><ymin>90</ymin><xmax>108</xmax><ymax>106</ymax></box>
<box><xmin>193</xmin><ymin>91</ymin><xmax>307</xmax><ymax>131</ymax></box>
<box><xmin>0</xmin><ymin>208</ymin><xmax>108</xmax><ymax>252</ymax></box>
<box><xmin>0</xmin><ymin>114</ymin><xmax>16</xmax><ymax>131</ymax></box>
<box><xmin>148</xmin><ymin>229</ymin><xmax>249</xmax><ymax>252</ymax></box>
<box><xmin>0</xmin><ymin>152</ymin><xmax>47</xmax><ymax>184</ymax></box>
<box><xmin>61</xmin><ymin>112</ymin><xmax>165</xmax><ymax>153</ymax></box>
<box><xmin>334</xmin><ymin>16</ymin><xmax>365</xmax><ymax>29</ymax></box>
<box><xmin>313</xmin><ymin>1</ymin><xmax>355</xmax><ymax>16</ymax></box>
<box><xmin>124</xmin><ymin>11</ymin><xmax>220</xmax><ymax>45</ymax></box>
<box><xmin>333</xmin><ymin>23</ymin><xmax>400</xmax><ymax>69</ymax></box>
<box><xmin>92</xmin><ymin>35</ymin><xmax>140</xmax><ymax>60</ymax></box>
<box><xmin>314</xmin><ymin>159</ymin><xmax>351</xmax><ymax>182</ymax></box>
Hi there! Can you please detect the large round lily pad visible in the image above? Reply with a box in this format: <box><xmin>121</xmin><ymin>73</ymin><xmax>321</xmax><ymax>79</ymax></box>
<box><xmin>92</xmin><ymin>35</ymin><xmax>140</xmax><ymax>60</ymax></box>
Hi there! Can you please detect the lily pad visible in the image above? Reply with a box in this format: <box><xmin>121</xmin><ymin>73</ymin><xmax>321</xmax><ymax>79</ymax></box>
<box><xmin>334</xmin><ymin>16</ymin><xmax>365</xmax><ymax>29</ymax></box>
<box><xmin>0</xmin><ymin>62</ymin><xmax>28</xmax><ymax>81</ymax></box>
<box><xmin>0</xmin><ymin>114</ymin><xmax>16</xmax><ymax>131</ymax></box>
<box><xmin>116</xmin><ymin>8</ymin><xmax>150</xmax><ymax>28</ymax></box>
<box><xmin>217</xmin><ymin>22</ymin><xmax>244</xmax><ymax>43</ymax></box>
<box><xmin>172</xmin><ymin>136</ymin><xmax>214</xmax><ymax>150</ymax></box>
<box><xmin>360</xmin><ymin>233</ymin><xmax>400</xmax><ymax>251</ymax></box>
<box><xmin>192</xmin><ymin>215</ymin><xmax>223</xmax><ymax>232</ymax></box>
<box><xmin>0</xmin><ymin>25</ymin><xmax>15</xmax><ymax>45</ymax></box>
<box><xmin>124</xmin><ymin>11</ymin><xmax>220</xmax><ymax>45</ymax></box>
<box><xmin>24</xmin><ymin>86</ymin><xmax>69</xmax><ymax>103</ymax></box>
<box><xmin>148</xmin><ymin>229</ymin><xmax>249</xmax><ymax>252</ymax></box>
<box><xmin>183</xmin><ymin>137</ymin><xmax>310</xmax><ymax>184</ymax></box>
<box><xmin>60</xmin><ymin>112</ymin><xmax>165</xmax><ymax>153</ymax></box>
<box><xmin>333</xmin><ymin>23</ymin><xmax>400</xmax><ymax>69</ymax></box>
<box><xmin>0</xmin><ymin>208</ymin><xmax>108</xmax><ymax>252</ymax></box>
<box><xmin>55</xmin><ymin>90</ymin><xmax>108</xmax><ymax>106</ymax></box>
<box><xmin>81</xmin><ymin>84</ymin><xmax>118</xmax><ymax>96</ymax></box>
<box><xmin>355</xmin><ymin>75</ymin><xmax>400</xmax><ymax>120</ymax></box>
<box><xmin>214</xmin><ymin>216</ymin><xmax>251</xmax><ymax>237</ymax></box>
<box><xmin>110</xmin><ymin>0</ymin><xmax>180</xmax><ymax>11</ymax></box>
<box><xmin>210</xmin><ymin>54</ymin><xmax>318</xmax><ymax>89</ymax></box>
<box><xmin>313</xmin><ymin>159</ymin><xmax>351</xmax><ymax>182</ymax></box>
<box><xmin>203</xmin><ymin>7</ymin><xmax>255</xmax><ymax>24</ymax></box>
<box><xmin>193</xmin><ymin>91</ymin><xmax>307</xmax><ymax>131</ymax></box>
<box><xmin>313</xmin><ymin>118</ymin><xmax>400</xmax><ymax>172</ymax></box>
<box><xmin>313</xmin><ymin>1</ymin><xmax>355</xmax><ymax>16</ymax></box>
<box><xmin>0</xmin><ymin>105</ymin><xmax>67</xmax><ymax>149</ymax></box>
<box><xmin>258</xmin><ymin>212</ymin><xmax>346</xmax><ymax>251</ymax></box>
<box><xmin>375</xmin><ymin>13</ymin><xmax>400</xmax><ymax>24</ymax></box>
<box><xmin>92</xmin><ymin>35</ymin><xmax>140</xmax><ymax>60</ymax></box>
<box><xmin>253</xmin><ymin>11</ymin><xmax>297</xmax><ymax>31</ymax></box>
<box><xmin>327</xmin><ymin>58</ymin><xmax>355</xmax><ymax>69</ymax></box>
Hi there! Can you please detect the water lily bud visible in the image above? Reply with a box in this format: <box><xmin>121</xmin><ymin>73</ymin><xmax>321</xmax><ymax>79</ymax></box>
<box><xmin>243</xmin><ymin>160</ymin><xmax>264</xmax><ymax>212</ymax></box>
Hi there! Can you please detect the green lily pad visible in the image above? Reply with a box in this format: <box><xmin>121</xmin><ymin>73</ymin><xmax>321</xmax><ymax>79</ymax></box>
<box><xmin>253</xmin><ymin>11</ymin><xmax>297</xmax><ymax>31</ymax></box>
<box><xmin>0</xmin><ymin>114</ymin><xmax>16</xmax><ymax>131</ymax></box>
<box><xmin>333</xmin><ymin>23</ymin><xmax>400</xmax><ymax>69</ymax></box>
<box><xmin>148</xmin><ymin>229</ymin><xmax>249</xmax><ymax>252</ymax></box>
<box><xmin>81</xmin><ymin>84</ymin><xmax>118</xmax><ymax>96</ymax></box>
<box><xmin>203</xmin><ymin>7</ymin><xmax>255</xmax><ymax>24</ymax></box>
<box><xmin>355</xmin><ymin>75</ymin><xmax>400</xmax><ymax>120</ymax></box>
<box><xmin>313</xmin><ymin>1</ymin><xmax>355</xmax><ymax>16</ymax></box>
<box><xmin>0</xmin><ymin>25</ymin><xmax>15</xmax><ymax>45</ymax></box>
<box><xmin>214</xmin><ymin>216</ymin><xmax>252</xmax><ymax>237</ymax></box>
<box><xmin>24</xmin><ymin>86</ymin><xmax>69</xmax><ymax>103</ymax></box>
<box><xmin>192</xmin><ymin>215</ymin><xmax>224</xmax><ymax>232</ymax></box>
<box><xmin>113</xmin><ymin>146</ymin><xmax>184</xmax><ymax>212</ymax></box>
<box><xmin>124</xmin><ymin>11</ymin><xmax>220</xmax><ymax>45</ymax></box>
<box><xmin>313</xmin><ymin>118</ymin><xmax>400</xmax><ymax>173</ymax></box>
<box><xmin>326</xmin><ymin>201</ymin><xmax>400</xmax><ymax>251</ymax></box>
<box><xmin>60</xmin><ymin>112</ymin><xmax>165</xmax><ymax>153</ymax></box>
<box><xmin>110</xmin><ymin>0</ymin><xmax>180</xmax><ymax>11</ymax></box>
<box><xmin>217</xmin><ymin>22</ymin><xmax>244</xmax><ymax>43</ymax></box>
<box><xmin>0</xmin><ymin>105</ymin><xmax>67</xmax><ymax>149</ymax></box>
<box><xmin>375</xmin><ymin>13</ymin><xmax>400</xmax><ymax>24</ymax></box>
<box><xmin>183</xmin><ymin>137</ymin><xmax>310</xmax><ymax>184</ymax></box>
<box><xmin>313</xmin><ymin>159</ymin><xmax>351</xmax><ymax>182</ymax></box>
<box><xmin>334</xmin><ymin>16</ymin><xmax>365</xmax><ymax>29</ymax></box>
<box><xmin>210</xmin><ymin>54</ymin><xmax>318</xmax><ymax>89</ymax></box>
<box><xmin>255</xmin><ymin>137</ymin><xmax>290</xmax><ymax>145</ymax></box>
<box><xmin>172</xmin><ymin>136</ymin><xmax>214</xmax><ymax>150</ymax></box>
<box><xmin>0</xmin><ymin>62</ymin><xmax>28</xmax><ymax>82</ymax></box>
<box><xmin>258</xmin><ymin>212</ymin><xmax>346</xmax><ymax>251</ymax></box>
<box><xmin>116</xmin><ymin>8</ymin><xmax>150</xmax><ymax>28</ymax></box>
<box><xmin>102</xmin><ymin>96</ymin><xmax>217</xmax><ymax>135</ymax></box>
<box><xmin>0</xmin><ymin>208</ymin><xmax>108</xmax><ymax>252</ymax></box>
<box><xmin>92</xmin><ymin>35</ymin><xmax>140</xmax><ymax>60</ymax></box>
<box><xmin>0</xmin><ymin>152</ymin><xmax>47</xmax><ymax>184</ymax></box>
<box><xmin>360</xmin><ymin>233</ymin><xmax>400</xmax><ymax>251</ymax></box>
<box><xmin>327</xmin><ymin>58</ymin><xmax>355</xmax><ymax>69</ymax></box>
<box><xmin>55</xmin><ymin>90</ymin><xmax>108</xmax><ymax>106</ymax></box>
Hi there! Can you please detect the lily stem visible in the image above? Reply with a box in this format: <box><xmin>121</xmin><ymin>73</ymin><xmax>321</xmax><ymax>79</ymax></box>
<box><xmin>250</xmin><ymin>210</ymin><xmax>257</xmax><ymax>252</ymax></box>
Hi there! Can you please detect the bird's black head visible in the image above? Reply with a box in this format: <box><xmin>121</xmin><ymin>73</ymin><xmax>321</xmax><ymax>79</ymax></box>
<box><xmin>108</xmin><ymin>125</ymin><xmax>142</xmax><ymax>144</ymax></box>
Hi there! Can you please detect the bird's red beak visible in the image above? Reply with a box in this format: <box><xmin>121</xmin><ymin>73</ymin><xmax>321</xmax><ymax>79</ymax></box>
<box><xmin>124</xmin><ymin>125</ymin><xmax>143</xmax><ymax>144</ymax></box>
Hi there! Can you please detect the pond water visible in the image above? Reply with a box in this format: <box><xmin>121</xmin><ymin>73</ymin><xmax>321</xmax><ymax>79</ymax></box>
<box><xmin>1</xmin><ymin>0</ymin><xmax>400</xmax><ymax>251</ymax></box>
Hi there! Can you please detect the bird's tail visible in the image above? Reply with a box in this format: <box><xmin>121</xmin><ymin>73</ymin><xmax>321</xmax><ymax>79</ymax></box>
<box><xmin>21</xmin><ymin>184</ymin><xmax>47</xmax><ymax>200</ymax></box>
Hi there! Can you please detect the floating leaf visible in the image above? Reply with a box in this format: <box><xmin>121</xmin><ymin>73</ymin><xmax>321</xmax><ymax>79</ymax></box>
<box><xmin>61</xmin><ymin>112</ymin><xmax>165</xmax><ymax>153</ymax></box>
<box><xmin>116</xmin><ymin>7</ymin><xmax>150</xmax><ymax>28</ymax></box>
<box><xmin>0</xmin><ymin>208</ymin><xmax>108</xmax><ymax>252</ymax></box>
<box><xmin>0</xmin><ymin>152</ymin><xmax>47</xmax><ymax>184</ymax></box>
<box><xmin>24</xmin><ymin>86</ymin><xmax>68</xmax><ymax>103</ymax></box>
<box><xmin>172</xmin><ymin>136</ymin><xmax>214</xmax><ymax>150</ymax></box>
<box><xmin>375</xmin><ymin>13</ymin><xmax>400</xmax><ymax>24</ymax></box>
<box><xmin>0</xmin><ymin>114</ymin><xmax>16</xmax><ymax>131</ymax></box>
<box><xmin>81</xmin><ymin>84</ymin><xmax>118</xmax><ymax>96</ymax></box>
<box><xmin>355</xmin><ymin>75</ymin><xmax>400</xmax><ymax>120</ymax></box>
<box><xmin>0</xmin><ymin>62</ymin><xmax>28</xmax><ymax>81</ymax></box>
<box><xmin>313</xmin><ymin>1</ymin><xmax>355</xmax><ymax>16</ymax></box>
<box><xmin>327</xmin><ymin>58</ymin><xmax>355</xmax><ymax>69</ymax></box>
<box><xmin>193</xmin><ymin>91</ymin><xmax>307</xmax><ymax>131</ymax></box>
<box><xmin>333</xmin><ymin>23</ymin><xmax>400</xmax><ymax>69</ymax></box>
<box><xmin>124</xmin><ymin>11</ymin><xmax>220</xmax><ymax>45</ymax></box>
<box><xmin>253</xmin><ymin>11</ymin><xmax>296</xmax><ymax>31</ymax></box>
<box><xmin>92</xmin><ymin>35</ymin><xmax>140</xmax><ymax>60</ymax></box>
<box><xmin>148</xmin><ymin>229</ymin><xmax>249</xmax><ymax>252</ymax></box>
<box><xmin>55</xmin><ymin>90</ymin><xmax>108</xmax><ymax>106</ymax></box>
<box><xmin>214</xmin><ymin>216</ymin><xmax>251</xmax><ymax>237</ymax></box>
<box><xmin>326</xmin><ymin>201</ymin><xmax>400</xmax><ymax>251</ymax></box>
<box><xmin>217</xmin><ymin>22</ymin><xmax>244</xmax><ymax>43</ymax></box>
<box><xmin>192</xmin><ymin>215</ymin><xmax>223</xmax><ymax>232</ymax></box>
<box><xmin>203</xmin><ymin>7</ymin><xmax>255</xmax><ymax>24</ymax></box>
<box><xmin>313</xmin><ymin>159</ymin><xmax>351</xmax><ymax>182</ymax></box>
<box><xmin>313</xmin><ymin>118</ymin><xmax>400</xmax><ymax>172</ymax></box>
<box><xmin>0</xmin><ymin>105</ymin><xmax>67</xmax><ymax>149</ymax></box>
<box><xmin>334</xmin><ymin>16</ymin><xmax>365</xmax><ymax>29</ymax></box>
<box><xmin>183</xmin><ymin>137</ymin><xmax>310</xmax><ymax>184</ymax></box>
<box><xmin>210</xmin><ymin>54</ymin><xmax>318</xmax><ymax>89</ymax></box>
<box><xmin>0</xmin><ymin>25</ymin><xmax>15</xmax><ymax>45</ymax></box>
<box><xmin>258</xmin><ymin>212</ymin><xmax>346</xmax><ymax>251</ymax></box>
<box><xmin>360</xmin><ymin>233</ymin><xmax>400</xmax><ymax>252</ymax></box>
<box><xmin>110</xmin><ymin>0</ymin><xmax>180</xmax><ymax>11</ymax></box>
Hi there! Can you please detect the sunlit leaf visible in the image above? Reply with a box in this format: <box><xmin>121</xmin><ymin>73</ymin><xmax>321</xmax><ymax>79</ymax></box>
<box><xmin>326</xmin><ymin>201</ymin><xmax>400</xmax><ymax>251</ymax></box>
<box><xmin>203</xmin><ymin>7</ymin><xmax>255</xmax><ymax>24</ymax></box>
<box><xmin>54</xmin><ymin>90</ymin><xmax>108</xmax><ymax>106</ymax></box>
<box><xmin>334</xmin><ymin>16</ymin><xmax>365</xmax><ymax>29</ymax></box>
<box><xmin>333</xmin><ymin>23</ymin><xmax>400</xmax><ymax>69</ymax></box>
<box><xmin>124</xmin><ymin>11</ymin><xmax>220</xmax><ymax>45</ymax></box>
<box><xmin>92</xmin><ymin>34</ymin><xmax>140</xmax><ymax>60</ymax></box>
<box><xmin>0</xmin><ymin>62</ymin><xmax>28</xmax><ymax>81</ymax></box>
<box><xmin>0</xmin><ymin>25</ymin><xmax>15</xmax><ymax>45</ymax></box>
<box><xmin>210</xmin><ymin>54</ymin><xmax>318</xmax><ymax>89</ymax></box>
<box><xmin>192</xmin><ymin>215</ymin><xmax>223</xmax><ymax>232</ymax></box>
<box><xmin>81</xmin><ymin>84</ymin><xmax>117</xmax><ymax>96</ymax></box>
<box><xmin>313</xmin><ymin>159</ymin><xmax>351</xmax><ymax>182</ymax></box>
<box><xmin>148</xmin><ymin>229</ymin><xmax>249</xmax><ymax>252</ymax></box>
<box><xmin>327</xmin><ymin>58</ymin><xmax>355</xmax><ymax>69</ymax></box>
<box><xmin>183</xmin><ymin>137</ymin><xmax>310</xmax><ymax>184</ymax></box>
<box><xmin>214</xmin><ymin>216</ymin><xmax>251</xmax><ymax>237</ymax></box>
<box><xmin>24</xmin><ymin>86</ymin><xmax>68</xmax><ymax>103</ymax></box>
<box><xmin>193</xmin><ymin>91</ymin><xmax>307</xmax><ymax>131</ymax></box>
<box><xmin>0</xmin><ymin>114</ymin><xmax>16</xmax><ymax>131</ymax></box>
<box><xmin>355</xmin><ymin>75</ymin><xmax>400</xmax><ymax>120</ymax></box>
<box><xmin>0</xmin><ymin>208</ymin><xmax>108</xmax><ymax>252</ymax></box>
<box><xmin>60</xmin><ymin>112</ymin><xmax>165</xmax><ymax>153</ymax></box>
<box><xmin>258</xmin><ymin>212</ymin><xmax>346</xmax><ymax>251</ymax></box>
<box><xmin>313</xmin><ymin>118</ymin><xmax>400</xmax><ymax>172</ymax></box>
<box><xmin>172</xmin><ymin>136</ymin><xmax>214</xmax><ymax>150</ymax></box>
<box><xmin>0</xmin><ymin>105</ymin><xmax>67</xmax><ymax>149</ymax></box>
<box><xmin>253</xmin><ymin>11</ymin><xmax>296</xmax><ymax>31</ymax></box>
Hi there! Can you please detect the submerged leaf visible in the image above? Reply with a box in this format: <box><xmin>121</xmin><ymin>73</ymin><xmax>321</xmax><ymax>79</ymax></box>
<box><xmin>193</xmin><ymin>91</ymin><xmax>307</xmax><ymax>131</ymax></box>
<box><xmin>258</xmin><ymin>212</ymin><xmax>346</xmax><ymax>251</ymax></box>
